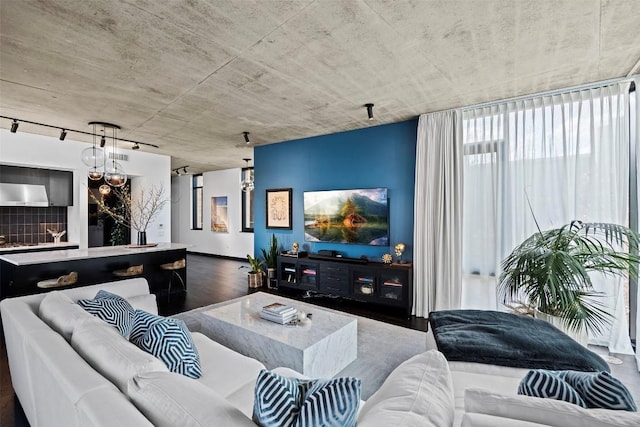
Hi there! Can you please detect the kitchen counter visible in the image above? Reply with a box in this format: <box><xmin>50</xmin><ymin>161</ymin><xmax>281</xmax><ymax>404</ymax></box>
<box><xmin>0</xmin><ymin>242</ymin><xmax>79</xmax><ymax>254</ymax></box>
<box><xmin>0</xmin><ymin>243</ymin><xmax>189</xmax><ymax>266</ymax></box>
<box><xmin>1</xmin><ymin>243</ymin><xmax>190</xmax><ymax>300</ymax></box>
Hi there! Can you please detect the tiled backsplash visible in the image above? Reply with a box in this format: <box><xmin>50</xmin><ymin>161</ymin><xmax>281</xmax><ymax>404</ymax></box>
<box><xmin>0</xmin><ymin>206</ymin><xmax>68</xmax><ymax>244</ymax></box>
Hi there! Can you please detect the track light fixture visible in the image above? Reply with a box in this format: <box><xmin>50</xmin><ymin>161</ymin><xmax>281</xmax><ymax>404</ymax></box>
<box><xmin>173</xmin><ymin>166</ymin><xmax>189</xmax><ymax>176</ymax></box>
<box><xmin>243</xmin><ymin>132</ymin><xmax>250</xmax><ymax>144</ymax></box>
<box><xmin>1</xmin><ymin>115</ymin><xmax>159</xmax><ymax>149</ymax></box>
<box><xmin>99</xmin><ymin>134</ymin><xmax>106</xmax><ymax>147</ymax></box>
<box><xmin>365</xmin><ymin>103</ymin><xmax>374</xmax><ymax>121</ymax></box>
<box><xmin>132</xmin><ymin>143</ymin><xmax>140</xmax><ymax>150</ymax></box>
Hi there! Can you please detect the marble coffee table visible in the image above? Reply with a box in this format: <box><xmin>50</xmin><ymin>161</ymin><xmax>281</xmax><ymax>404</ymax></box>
<box><xmin>200</xmin><ymin>292</ymin><xmax>357</xmax><ymax>378</ymax></box>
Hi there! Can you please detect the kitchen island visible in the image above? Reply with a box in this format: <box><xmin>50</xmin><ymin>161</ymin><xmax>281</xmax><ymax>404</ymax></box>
<box><xmin>0</xmin><ymin>243</ymin><xmax>188</xmax><ymax>300</ymax></box>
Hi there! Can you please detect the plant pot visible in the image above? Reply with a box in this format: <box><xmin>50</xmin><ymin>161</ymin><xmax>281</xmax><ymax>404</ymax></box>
<box><xmin>247</xmin><ymin>271</ymin><xmax>263</xmax><ymax>288</ymax></box>
<box><xmin>137</xmin><ymin>231</ymin><xmax>147</xmax><ymax>245</ymax></box>
<box><xmin>535</xmin><ymin>310</ymin><xmax>588</xmax><ymax>347</ymax></box>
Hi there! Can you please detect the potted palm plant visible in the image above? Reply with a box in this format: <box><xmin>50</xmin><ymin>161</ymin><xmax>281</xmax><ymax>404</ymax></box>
<box><xmin>499</xmin><ymin>220</ymin><xmax>640</xmax><ymax>342</ymax></box>
<box><xmin>261</xmin><ymin>234</ymin><xmax>279</xmax><ymax>287</ymax></box>
<box><xmin>246</xmin><ymin>254</ymin><xmax>265</xmax><ymax>288</ymax></box>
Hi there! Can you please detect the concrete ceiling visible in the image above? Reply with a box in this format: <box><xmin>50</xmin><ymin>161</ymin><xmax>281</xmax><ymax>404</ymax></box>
<box><xmin>1</xmin><ymin>0</ymin><xmax>639</xmax><ymax>174</ymax></box>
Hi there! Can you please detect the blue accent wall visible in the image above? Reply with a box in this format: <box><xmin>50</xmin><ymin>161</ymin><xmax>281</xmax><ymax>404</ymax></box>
<box><xmin>254</xmin><ymin>119</ymin><xmax>417</xmax><ymax>262</ymax></box>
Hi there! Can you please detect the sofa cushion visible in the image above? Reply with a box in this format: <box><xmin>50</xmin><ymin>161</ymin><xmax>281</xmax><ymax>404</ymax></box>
<box><xmin>71</xmin><ymin>318</ymin><xmax>168</xmax><ymax>393</ymax></box>
<box><xmin>518</xmin><ymin>370</ymin><xmax>585</xmax><ymax>407</ymax></box>
<box><xmin>127</xmin><ymin>294</ymin><xmax>158</xmax><ymax>315</ymax></box>
<box><xmin>465</xmin><ymin>388</ymin><xmax>640</xmax><ymax>427</ymax></box>
<box><xmin>130</xmin><ymin>309</ymin><xmax>164</xmax><ymax>345</ymax></box>
<box><xmin>77</xmin><ymin>290</ymin><xmax>135</xmax><ymax>338</ymax></box>
<box><xmin>556</xmin><ymin>370</ymin><xmax>637</xmax><ymax>411</ymax></box>
<box><xmin>252</xmin><ymin>369</ymin><xmax>361</xmax><ymax>427</ymax></box>
<box><xmin>191</xmin><ymin>332</ymin><xmax>265</xmax><ymax>398</ymax></box>
<box><xmin>357</xmin><ymin>350</ymin><xmax>455</xmax><ymax>427</ymax></box>
<box><xmin>136</xmin><ymin>315</ymin><xmax>201</xmax><ymax>379</ymax></box>
<box><xmin>127</xmin><ymin>371</ymin><xmax>256</xmax><ymax>427</ymax></box>
<box><xmin>39</xmin><ymin>291</ymin><xmax>93</xmax><ymax>341</ymax></box>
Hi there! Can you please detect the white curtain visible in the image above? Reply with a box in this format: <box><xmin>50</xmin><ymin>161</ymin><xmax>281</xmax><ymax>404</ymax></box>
<box><xmin>462</xmin><ymin>82</ymin><xmax>634</xmax><ymax>355</ymax></box>
<box><xmin>413</xmin><ymin>110</ymin><xmax>463</xmax><ymax>317</ymax></box>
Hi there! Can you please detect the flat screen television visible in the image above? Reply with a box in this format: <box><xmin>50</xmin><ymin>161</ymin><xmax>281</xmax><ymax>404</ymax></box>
<box><xmin>303</xmin><ymin>187</ymin><xmax>388</xmax><ymax>246</ymax></box>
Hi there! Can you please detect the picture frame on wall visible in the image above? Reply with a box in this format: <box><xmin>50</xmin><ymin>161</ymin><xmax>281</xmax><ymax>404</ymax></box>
<box><xmin>211</xmin><ymin>196</ymin><xmax>228</xmax><ymax>232</ymax></box>
<box><xmin>266</xmin><ymin>188</ymin><xmax>292</xmax><ymax>230</ymax></box>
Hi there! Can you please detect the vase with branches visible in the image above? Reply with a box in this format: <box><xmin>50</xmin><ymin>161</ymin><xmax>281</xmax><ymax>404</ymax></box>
<box><xmin>91</xmin><ymin>184</ymin><xmax>168</xmax><ymax>245</ymax></box>
<box><xmin>499</xmin><ymin>220</ymin><xmax>640</xmax><ymax>338</ymax></box>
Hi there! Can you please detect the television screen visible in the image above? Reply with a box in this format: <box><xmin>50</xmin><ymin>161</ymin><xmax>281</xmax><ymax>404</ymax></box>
<box><xmin>303</xmin><ymin>188</ymin><xmax>388</xmax><ymax>246</ymax></box>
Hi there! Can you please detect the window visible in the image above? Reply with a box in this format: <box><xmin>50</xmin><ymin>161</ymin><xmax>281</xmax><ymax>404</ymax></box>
<box><xmin>241</xmin><ymin>167</ymin><xmax>254</xmax><ymax>232</ymax></box>
<box><xmin>192</xmin><ymin>174</ymin><xmax>203</xmax><ymax>230</ymax></box>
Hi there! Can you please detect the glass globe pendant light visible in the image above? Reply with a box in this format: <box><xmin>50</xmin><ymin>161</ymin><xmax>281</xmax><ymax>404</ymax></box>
<box><xmin>102</xmin><ymin>123</ymin><xmax>127</xmax><ymax>187</ymax></box>
<box><xmin>241</xmin><ymin>158</ymin><xmax>254</xmax><ymax>192</ymax></box>
<box><xmin>83</xmin><ymin>123</ymin><xmax>105</xmax><ymax>180</ymax></box>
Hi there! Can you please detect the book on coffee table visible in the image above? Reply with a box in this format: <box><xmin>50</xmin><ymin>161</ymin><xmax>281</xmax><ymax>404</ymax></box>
<box><xmin>261</xmin><ymin>302</ymin><xmax>298</xmax><ymax>324</ymax></box>
<box><xmin>260</xmin><ymin>310</ymin><xmax>298</xmax><ymax>324</ymax></box>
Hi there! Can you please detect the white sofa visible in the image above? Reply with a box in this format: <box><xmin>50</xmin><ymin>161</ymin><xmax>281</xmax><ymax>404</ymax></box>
<box><xmin>1</xmin><ymin>279</ymin><xmax>638</xmax><ymax>427</ymax></box>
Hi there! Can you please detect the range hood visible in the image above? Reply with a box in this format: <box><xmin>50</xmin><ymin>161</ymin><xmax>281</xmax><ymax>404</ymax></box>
<box><xmin>0</xmin><ymin>183</ymin><xmax>49</xmax><ymax>207</ymax></box>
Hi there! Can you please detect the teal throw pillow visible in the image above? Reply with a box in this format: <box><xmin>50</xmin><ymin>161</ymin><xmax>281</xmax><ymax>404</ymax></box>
<box><xmin>77</xmin><ymin>290</ymin><xmax>135</xmax><ymax>338</ymax></box>
<box><xmin>253</xmin><ymin>369</ymin><xmax>361</xmax><ymax>427</ymax></box>
<box><xmin>518</xmin><ymin>370</ymin><xmax>585</xmax><ymax>407</ymax></box>
<box><xmin>134</xmin><ymin>313</ymin><xmax>201</xmax><ymax>379</ymax></box>
<box><xmin>557</xmin><ymin>370</ymin><xmax>637</xmax><ymax>412</ymax></box>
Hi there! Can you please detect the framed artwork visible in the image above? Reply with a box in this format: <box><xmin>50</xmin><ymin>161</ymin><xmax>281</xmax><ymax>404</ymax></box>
<box><xmin>211</xmin><ymin>196</ymin><xmax>228</xmax><ymax>232</ymax></box>
<box><xmin>266</xmin><ymin>188</ymin><xmax>292</xmax><ymax>229</ymax></box>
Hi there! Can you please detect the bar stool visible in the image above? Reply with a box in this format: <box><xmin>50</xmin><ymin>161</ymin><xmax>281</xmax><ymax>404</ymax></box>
<box><xmin>160</xmin><ymin>258</ymin><xmax>186</xmax><ymax>302</ymax></box>
<box><xmin>37</xmin><ymin>271</ymin><xmax>78</xmax><ymax>289</ymax></box>
<box><xmin>113</xmin><ymin>264</ymin><xmax>144</xmax><ymax>277</ymax></box>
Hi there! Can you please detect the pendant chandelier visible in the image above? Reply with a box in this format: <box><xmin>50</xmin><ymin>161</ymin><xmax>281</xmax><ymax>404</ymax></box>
<box><xmin>241</xmin><ymin>158</ymin><xmax>254</xmax><ymax>192</ymax></box>
<box><xmin>84</xmin><ymin>122</ymin><xmax>127</xmax><ymax>187</ymax></box>
<box><xmin>81</xmin><ymin>123</ymin><xmax>105</xmax><ymax>180</ymax></box>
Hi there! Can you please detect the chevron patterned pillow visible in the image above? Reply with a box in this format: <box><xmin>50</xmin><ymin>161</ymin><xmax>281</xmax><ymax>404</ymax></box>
<box><xmin>518</xmin><ymin>370</ymin><xmax>585</xmax><ymax>407</ymax></box>
<box><xmin>137</xmin><ymin>317</ymin><xmax>202</xmax><ymax>379</ymax></box>
<box><xmin>557</xmin><ymin>370</ymin><xmax>637</xmax><ymax>412</ymax></box>
<box><xmin>77</xmin><ymin>290</ymin><xmax>135</xmax><ymax>338</ymax></box>
<box><xmin>129</xmin><ymin>309</ymin><xmax>165</xmax><ymax>346</ymax></box>
<box><xmin>253</xmin><ymin>369</ymin><xmax>361</xmax><ymax>427</ymax></box>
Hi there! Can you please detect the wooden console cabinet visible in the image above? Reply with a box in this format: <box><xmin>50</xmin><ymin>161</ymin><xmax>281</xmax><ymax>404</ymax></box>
<box><xmin>277</xmin><ymin>255</ymin><xmax>413</xmax><ymax>315</ymax></box>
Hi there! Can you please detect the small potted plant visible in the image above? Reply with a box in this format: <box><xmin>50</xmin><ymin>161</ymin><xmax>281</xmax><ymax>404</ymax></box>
<box><xmin>246</xmin><ymin>254</ymin><xmax>265</xmax><ymax>288</ymax></box>
<box><xmin>261</xmin><ymin>234</ymin><xmax>279</xmax><ymax>286</ymax></box>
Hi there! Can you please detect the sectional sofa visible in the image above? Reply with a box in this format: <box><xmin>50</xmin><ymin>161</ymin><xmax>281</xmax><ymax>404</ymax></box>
<box><xmin>1</xmin><ymin>278</ymin><xmax>638</xmax><ymax>427</ymax></box>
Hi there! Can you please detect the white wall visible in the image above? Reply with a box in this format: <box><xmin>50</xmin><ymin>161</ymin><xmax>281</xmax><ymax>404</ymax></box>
<box><xmin>171</xmin><ymin>169</ymin><xmax>253</xmax><ymax>258</ymax></box>
<box><xmin>0</xmin><ymin>129</ymin><xmax>171</xmax><ymax>248</ymax></box>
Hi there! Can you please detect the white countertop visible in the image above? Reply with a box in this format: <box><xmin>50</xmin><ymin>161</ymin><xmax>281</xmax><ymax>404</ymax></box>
<box><xmin>0</xmin><ymin>242</ymin><xmax>79</xmax><ymax>254</ymax></box>
<box><xmin>0</xmin><ymin>243</ymin><xmax>190</xmax><ymax>266</ymax></box>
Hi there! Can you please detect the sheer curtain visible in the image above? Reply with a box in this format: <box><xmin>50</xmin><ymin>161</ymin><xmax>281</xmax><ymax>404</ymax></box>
<box><xmin>413</xmin><ymin>110</ymin><xmax>463</xmax><ymax>317</ymax></box>
<box><xmin>462</xmin><ymin>82</ymin><xmax>634</xmax><ymax>355</ymax></box>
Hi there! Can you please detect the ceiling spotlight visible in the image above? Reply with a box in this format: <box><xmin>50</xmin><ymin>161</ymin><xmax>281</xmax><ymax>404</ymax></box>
<box><xmin>365</xmin><ymin>103</ymin><xmax>374</xmax><ymax>121</ymax></box>
<box><xmin>100</xmin><ymin>135</ymin><xmax>106</xmax><ymax>147</ymax></box>
<box><xmin>182</xmin><ymin>167</ymin><xmax>187</xmax><ymax>174</ymax></box>
<box><xmin>10</xmin><ymin>119</ymin><xmax>19</xmax><ymax>133</ymax></box>
<box><xmin>175</xmin><ymin>169</ymin><xmax>181</xmax><ymax>176</ymax></box>
<box><xmin>243</xmin><ymin>132</ymin><xmax>251</xmax><ymax>144</ymax></box>
<box><xmin>59</xmin><ymin>129</ymin><xmax>67</xmax><ymax>141</ymax></box>
<box><xmin>132</xmin><ymin>143</ymin><xmax>140</xmax><ymax>150</ymax></box>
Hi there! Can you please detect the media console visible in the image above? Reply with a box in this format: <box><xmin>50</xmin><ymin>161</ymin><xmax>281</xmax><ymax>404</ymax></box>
<box><xmin>277</xmin><ymin>254</ymin><xmax>413</xmax><ymax>316</ymax></box>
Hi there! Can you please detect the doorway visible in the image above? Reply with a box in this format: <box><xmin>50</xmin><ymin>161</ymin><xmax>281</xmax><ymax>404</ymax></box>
<box><xmin>87</xmin><ymin>179</ymin><xmax>130</xmax><ymax>247</ymax></box>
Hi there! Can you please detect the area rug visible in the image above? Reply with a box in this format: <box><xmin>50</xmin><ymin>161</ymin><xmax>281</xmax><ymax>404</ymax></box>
<box><xmin>173</xmin><ymin>301</ymin><xmax>427</xmax><ymax>399</ymax></box>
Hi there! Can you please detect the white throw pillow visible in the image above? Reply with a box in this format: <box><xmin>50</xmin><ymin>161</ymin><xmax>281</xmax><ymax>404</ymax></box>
<box><xmin>127</xmin><ymin>371</ymin><xmax>256</xmax><ymax>427</ymax></box>
<box><xmin>357</xmin><ymin>350</ymin><xmax>455</xmax><ymax>427</ymax></box>
<box><xmin>71</xmin><ymin>318</ymin><xmax>168</xmax><ymax>393</ymax></box>
<box><xmin>39</xmin><ymin>291</ymin><xmax>93</xmax><ymax>341</ymax></box>
<box><xmin>464</xmin><ymin>388</ymin><xmax>640</xmax><ymax>427</ymax></box>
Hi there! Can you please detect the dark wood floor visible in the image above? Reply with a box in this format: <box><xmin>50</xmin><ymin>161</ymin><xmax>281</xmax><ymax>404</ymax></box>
<box><xmin>0</xmin><ymin>253</ymin><xmax>428</xmax><ymax>427</ymax></box>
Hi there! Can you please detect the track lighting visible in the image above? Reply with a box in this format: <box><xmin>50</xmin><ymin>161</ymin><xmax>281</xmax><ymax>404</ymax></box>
<box><xmin>1</xmin><ymin>115</ymin><xmax>159</xmax><ymax>149</ymax></box>
<box><xmin>182</xmin><ymin>167</ymin><xmax>187</xmax><ymax>173</ymax></box>
<box><xmin>132</xmin><ymin>143</ymin><xmax>140</xmax><ymax>150</ymax></box>
<box><xmin>176</xmin><ymin>170</ymin><xmax>181</xmax><ymax>176</ymax></box>
<box><xmin>100</xmin><ymin>135</ymin><xmax>106</xmax><ymax>147</ymax></box>
<box><xmin>173</xmin><ymin>165</ymin><xmax>189</xmax><ymax>176</ymax></box>
<box><xmin>243</xmin><ymin>132</ymin><xmax>250</xmax><ymax>144</ymax></box>
<box><xmin>365</xmin><ymin>103</ymin><xmax>374</xmax><ymax>121</ymax></box>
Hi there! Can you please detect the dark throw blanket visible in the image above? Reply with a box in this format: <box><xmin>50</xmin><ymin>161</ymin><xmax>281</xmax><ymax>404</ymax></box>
<box><xmin>429</xmin><ymin>310</ymin><xmax>610</xmax><ymax>372</ymax></box>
